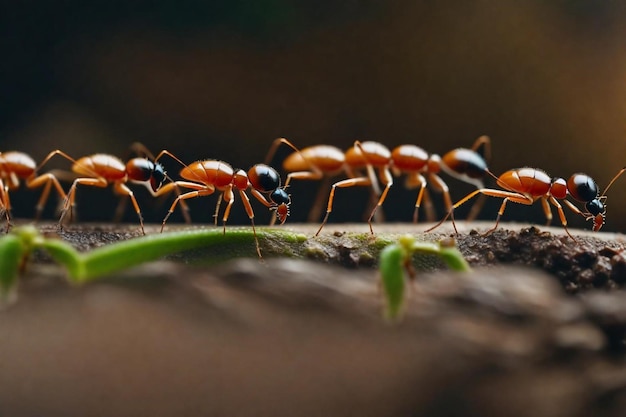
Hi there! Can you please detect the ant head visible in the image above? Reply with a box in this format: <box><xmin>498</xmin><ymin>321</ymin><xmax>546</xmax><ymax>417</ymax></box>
<box><xmin>567</xmin><ymin>173</ymin><xmax>599</xmax><ymax>203</ymax></box>
<box><xmin>586</xmin><ymin>198</ymin><xmax>606</xmax><ymax>231</ymax></box>
<box><xmin>270</xmin><ymin>188</ymin><xmax>291</xmax><ymax>224</ymax></box>
<box><xmin>150</xmin><ymin>162</ymin><xmax>167</xmax><ymax>192</ymax></box>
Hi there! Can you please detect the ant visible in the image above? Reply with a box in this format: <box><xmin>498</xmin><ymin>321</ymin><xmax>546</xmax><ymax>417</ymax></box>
<box><xmin>0</xmin><ymin>151</ymin><xmax>67</xmax><ymax>231</ymax></box>
<box><xmin>265</xmin><ymin>138</ymin><xmax>353</xmax><ymax>224</ymax></box>
<box><xmin>266</xmin><ymin>138</ymin><xmax>395</xmax><ymax>229</ymax></box>
<box><xmin>280</xmin><ymin>136</ymin><xmax>490</xmax><ymax>236</ymax></box>
<box><xmin>362</xmin><ymin>135</ymin><xmax>491</xmax><ymax>233</ymax></box>
<box><xmin>155</xmin><ymin>151</ymin><xmax>291</xmax><ymax>258</ymax></box>
<box><xmin>425</xmin><ymin>166</ymin><xmax>626</xmax><ymax>240</ymax></box>
<box><xmin>34</xmin><ymin>145</ymin><xmax>180</xmax><ymax>235</ymax></box>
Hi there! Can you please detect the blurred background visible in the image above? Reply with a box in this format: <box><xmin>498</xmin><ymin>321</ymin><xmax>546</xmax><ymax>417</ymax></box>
<box><xmin>3</xmin><ymin>0</ymin><xmax>626</xmax><ymax>231</ymax></box>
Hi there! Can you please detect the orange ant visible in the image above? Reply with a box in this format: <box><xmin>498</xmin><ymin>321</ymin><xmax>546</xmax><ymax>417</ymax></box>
<box><xmin>0</xmin><ymin>151</ymin><xmax>67</xmax><ymax>231</ymax></box>
<box><xmin>266</xmin><ymin>136</ymin><xmax>490</xmax><ymax>235</ymax></box>
<box><xmin>425</xmin><ymin>166</ymin><xmax>626</xmax><ymax>239</ymax></box>
<box><xmin>34</xmin><ymin>147</ymin><xmax>179</xmax><ymax>235</ymax></box>
<box><xmin>265</xmin><ymin>138</ymin><xmax>353</xmax><ymax>224</ymax></box>
<box><xmin>362</xmin><ymin>136</ymin><xmax>491</xmax><ymax>233</ymax></box>
<box><xmin>155</xmin><ymin>151</ymin><xmax>291</xmax><ymax>258</ymax></box>
<box><xmin>266</xmin><ymin>138</ymin><xmax>396</xmax><ymax>229</ymax></box>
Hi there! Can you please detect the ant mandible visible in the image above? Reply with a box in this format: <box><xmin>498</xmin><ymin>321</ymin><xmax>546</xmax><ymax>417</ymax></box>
<box><xmin>425</xmin><ymin>166</ymin><xmax>626</xmax><ymax>239</ymax></box>
<box><xmin>155</xmin><ymin>151</ymin><xmax>291</xmax><ymax>258</ymax></box>
<box><xmin>35</xmin><ymin>146</ymin><xmax>174</xmax><ymax>235</ymax></box>
<box><xmin>0</xmin><ymin>151</ymin><xmax>67</xmax><ymax>231</ymax></box>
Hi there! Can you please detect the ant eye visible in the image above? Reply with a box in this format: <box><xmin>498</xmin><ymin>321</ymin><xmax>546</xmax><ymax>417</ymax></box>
<box><xmin>567</xmin><ymin>174</ymin><xmax>598</xmax><ymax>202</ymax></box>
<box><xmin>586</xmin><ymin>199</ymin><xmax>605</xmax><ymax>216</ymax></box>
<box><xmin>270</xmin><ymin>188</ymin><xmax>291</xmax><ymax>206</ymax></box>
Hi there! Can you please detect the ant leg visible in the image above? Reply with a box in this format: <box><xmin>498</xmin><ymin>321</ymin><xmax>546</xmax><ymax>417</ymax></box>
<box><xmin>484</xmin><ymin>198</ymin><xmax>511</xmax><ymax>236</ymax></box>
<box><xmin>220</xmin><ymin>187</ymin><xmax>235</xmax><ymax>234</ymax></box>
<box><xmin>353</xmin><ymin>141</ymin><xmax>382</xmax><ymax>196</ymax></box>
<box><xmin>367</xmin><ymin>167</ymin><xmax>393</xmax><ymax>234</ymax></box>
<box><xmin>548</xmin><ymin>196</ymin><xmax>577</xmax><ymax>241</ymax></box>
<box><xmin>113</xmin><ymin>197</ymin><xmax>129</xmax><ymax>223</ymax></box>
<box><xmin>264</xmin><ymin>138</ymin><xmax>325</xmax><ymax>186</ymax></box>
<box><xmin>560</xmin><ymin>198</ymin><xmax>587</xmax><ymax>218</ymax></box>
<box><xmin>315</xmin><ymin>176</ymin><xmax>373</xmax><ymax>236</ymax></box>
<box><xmin>1</xmin><ymin>182</ymin><xmax>12</xmax><ymax>222</ymax></box>
<box><xmin>26</xmin><ymin>173</ymin><xmax>68</xmax><ymax>221</ymax></box>
<box><xmin>404</xmin><ymin>173</ymin><xmax>428</xmax><ymax>223</ymax></box>
<box><xmin>427</xmin><ymin>173</ymin><xmax>453</xmax><ymax>223</ymax></box>
<box><xmin>471</xmin><ymin>135</ymin><xmax>491</xmax><ymax>161</ymax></box>
<box><xmin>157</xmin><ymin>180</ymin><xmax>193</xmax><ymax>224</ymax></box>
<box><xmin>239</xmin><ymin>189</ymin><xmax>262</xmax><ymax>258</ymax></box>
<box><xmin>161</xmin><ymin>186</ymin><xmax>214</xmax><ymax>232</ymax></box>
<box><xmin>213</xmin><ymin>194</ymin><xmax>223</xmax><ymax>226</ymax></box>
<box><xmin>421</xmin><ymin>189</ymin><xmax>436</xmax><ymax>223</ymax></box>
<box><xmin>304</xmin><ymin>178</ymin><xmax>330</xmax><ymax>223</ymax></box>
<box><xmin>153</xmin><ymin>181</ymin><xmax>206</xmax><ymax>225</ymax></box>
<box><xmin>0</xmin><ymin>183</ymin><xmax>10</xmax><ymax>233</ymax></box>
<box><xmin>424</xmin><ymin>189</ymin><xmax>484</xmax><ymax>234</ymax></box>
<box><xmin>486</xmin><ymin>192</ymin><xmax>536</xmax><ymax>235</ymax></box>
<box><xmin>264</xmin><ymin>137</ymin><xmax>296</xmax><ymax>165</ymax></box>
<box><xmin>424</xmin><ymin>189</ymin><xmax>531</xmax><ymax>234</ymax></box>
<box><xmin>59</xmin><ymin>177</ymin><xmax>108</xmax><ymax>228</ymax></box>
<box><xmin>113</xmin><ymin>182</ymin><xmax>147</xmax><ymax>235</ymax></box>
<box><xmin>267</xmin><ymin>170</ymin><xmax>324</xmax><ymax>225</ymax></box>
<box><xmin>465</xmin><ymin>194</ymin><xmax>487</xmax><ymax>222</ymax></box>
<box><xmin>153</xmin><ymin>150</ymin><xmax>209</xmax><ymax>189</ymax></box>
<box><xmin>541</xmin><ymin>197</ymin><xmax>553</xmax><ymax>226</ymax></box>
<box><xmin>35</xmin><ymin>150</ymin><xmax>102</xmax><ymax>179</ymax></box>
<box><xmin>249</xmin><ymin>187</ymin><xmax>286</xmax><ymax>228</ymax></box>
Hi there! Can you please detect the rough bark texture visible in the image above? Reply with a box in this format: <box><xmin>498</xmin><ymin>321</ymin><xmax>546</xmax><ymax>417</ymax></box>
<box><xmin>3</xmin><ymin>221</ymin><xmax>626</xmax><ymax>417</ymax></box>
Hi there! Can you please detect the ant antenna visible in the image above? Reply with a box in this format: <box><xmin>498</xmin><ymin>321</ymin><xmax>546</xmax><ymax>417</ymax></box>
<box><xmin>600</xmin><ymin>166</ymin><xmax>626</xmax><ymax>197</ymax></box>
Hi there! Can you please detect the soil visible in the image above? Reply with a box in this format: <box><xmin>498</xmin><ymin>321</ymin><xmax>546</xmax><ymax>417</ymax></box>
<box><xmin>3</xmin><ymin>220</ymin><xmax>626</xmax><ymax>416</ymax></box>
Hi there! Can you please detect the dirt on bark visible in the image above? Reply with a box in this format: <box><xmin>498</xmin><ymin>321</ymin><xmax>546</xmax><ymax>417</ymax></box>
<box><xmin>3</xmin><ymin>220</ymin><xmax>626</xmax><ymax>417</ymax></box>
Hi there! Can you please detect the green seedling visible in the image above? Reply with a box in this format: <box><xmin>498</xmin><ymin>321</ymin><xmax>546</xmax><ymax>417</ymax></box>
<box><xmin>379</xmin><ymin>235</ymin><xmax>470</xmax><ymax>320</ymax></box>
<box><xmin>0</xmin><ymin>225</ymin><xmax>307</xmax><ymax>300</ymax></box>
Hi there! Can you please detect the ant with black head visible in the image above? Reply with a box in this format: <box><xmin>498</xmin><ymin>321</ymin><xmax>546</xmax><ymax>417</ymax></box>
<box><xmin>425</xmin><ymin>166</ymin><xmax>626</xmax><ymax>239</ymax></box>
<box><xmin>265</xmin><ymin>138</ymin><xmax>352</xmax><ymax>224</ymax></box>
<box><xmin>33</xmin><ymin>144</ymin><xmax>182</xmax><ymax>235</ymax></box>
<box><xmin>266</xmin><ymin>136</ymin><xmax>491</xmax><ymax>235</ymax></box>
<box><xmin>155</xmin><ymin>150</ymin><xmax>291</xmax><ymax>258</ymax></box>
<box><xmin>362</xmin><ymin>135</ymin><xmax>491</xmax><ymax>234</ymax></box>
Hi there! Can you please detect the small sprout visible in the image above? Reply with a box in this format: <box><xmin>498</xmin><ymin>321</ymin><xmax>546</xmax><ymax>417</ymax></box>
<box><xmin>379</xmin><ymin>234</ymin><xmax>470</xmax><ymax>321</ymax></box>
<box><xmin>0</xmin><ymin>225</ymin><xmax>44</xmax><ymax>303</ymax></box>
<box><xmin>0</xmin><ymin>234</ymin><xmax>25</xmax><ymax>302</ymax></box>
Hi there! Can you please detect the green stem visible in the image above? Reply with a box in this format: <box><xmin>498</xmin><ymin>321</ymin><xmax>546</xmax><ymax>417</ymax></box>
<box><xmin>42</xmin><ymin>228</ymin><xmax>306</xmax><ymax>283</ymax></box>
